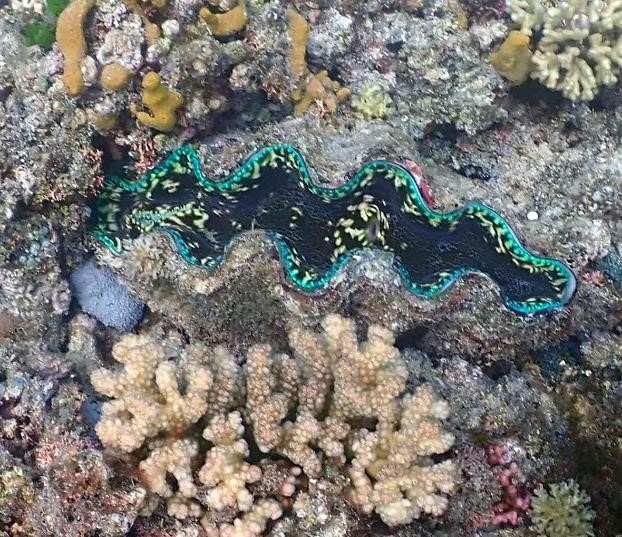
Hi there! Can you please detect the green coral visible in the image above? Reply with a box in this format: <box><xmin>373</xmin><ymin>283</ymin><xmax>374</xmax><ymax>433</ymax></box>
<box><xmin>21</xmin><ymin>0</ymin><xmax>70</xmax><ymax>49</ymax></box>
<box><xmin>531</xmin><ymin>480</ymin><xmax>596</xmax><ymax>537</ymax></box>
<box><xmin>47</xmin><ymin>0</ymin><xmax>71</xmax><ymax>16</ymax></box>
<box><xmin>23</xmin><ymin>22</ymin><xmax>56</xmax><ymax>47</ymax></box>
<box><xmin>351</xmin><ymin>83</ymin><xmax>393</xmax><ymax>119</ymax></box>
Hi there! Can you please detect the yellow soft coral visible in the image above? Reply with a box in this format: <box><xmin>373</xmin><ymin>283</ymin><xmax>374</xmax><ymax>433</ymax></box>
<box><xmin>56</xmin><ymin>0</ymin><xmax>94</xmax><ymax>96</ymax></box>
<box><xmin>490</xmin><ymin>30</ymin><xmax>534</xmax><ymax>84</ymax></box>
<box><xmin>199</xmin><ymin>0</ymin><xmax>247</xmax><ymax>37</ymax></box>
<box><xmin>131</xmin><ymin>72</ymin><xmax>183</xmax><ymax>132</ymax></box>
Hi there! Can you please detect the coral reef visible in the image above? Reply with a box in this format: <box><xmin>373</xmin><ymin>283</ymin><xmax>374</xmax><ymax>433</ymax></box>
<box><xmin>506</xmin><ymin>0</ymin><xmax>622</xmax><ymax>100</ymax></box>
<box><xmin>1</xmin><ymin>0</ymin><xmax>621</xmax><ymax>535</ymax></box>
<box><xmin>90</xmin><ymin>315</ymin><xmax>457</xmax><ymax>531</ymax></box>
<box><xmin>531</xmin><ymin>480</ymin><xmax>596</xmax><ymax>537</ymax></box>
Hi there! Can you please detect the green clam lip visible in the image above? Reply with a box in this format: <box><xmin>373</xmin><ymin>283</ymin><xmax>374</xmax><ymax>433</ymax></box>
<box><xmin>90</xmin><ymin>144</ymin><xmax>577</xmax><ymax>316</ymax></box>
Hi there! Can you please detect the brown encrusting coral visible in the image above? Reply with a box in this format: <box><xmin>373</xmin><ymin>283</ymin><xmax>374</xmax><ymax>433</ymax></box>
<box><xmin>90</xmin><ymin>314</ymin><xmax>457</xmax><ymax>534</ymax></box>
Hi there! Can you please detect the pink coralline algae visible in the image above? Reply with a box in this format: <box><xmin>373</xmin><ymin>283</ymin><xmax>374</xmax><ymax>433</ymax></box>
<box><xmin>402</xmin><ymin>158</ymin><xmax>436</xmax><ymax>208</ymax></box>
<box><xmin>486</xmin><ymin>444</ymin><xmax>532</xmax><ymax>527</ymax></box>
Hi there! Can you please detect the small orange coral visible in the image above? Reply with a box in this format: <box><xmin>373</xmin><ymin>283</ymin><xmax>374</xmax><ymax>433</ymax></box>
<box><xmin>287</xmin><ymin>6</ymin><xmax>308</xmax><ymax>81</ymax></box>
<box><xmin>199</xmin><ymin>0</ymin><xmax>247</xmax><ymax>37</ymax></box>
<box><xmin>100</xmin><ymin>63</ymin><xmax>133</xmax><ymax>91</ymax></box>
<box><xmin>56</xmin><ymin>0</ymin><xmax>94</xmax><ymax>96</ymax></box>
<box><xmin>490</xmin><ymin>30</ymin><xmax>533</xmax><ymax>85</ymax></box>
<box><xmin>131</xmin><ymin>72</ymin><xmax>183</xmax><ymax>132</ymax></box>
<box><xmin>292</xmin><ymin>70</ymin><xmax>350</xmax><ymax>117</ymax></box>
<box><xmin>121</xmin><ymin>0</ymin><xmax>161</xmax><ymax>45</ymax></box>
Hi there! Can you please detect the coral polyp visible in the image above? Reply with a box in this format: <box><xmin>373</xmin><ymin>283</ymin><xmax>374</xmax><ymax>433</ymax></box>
<box><xmin>91</xmin><ymin>145</ymin><xmax>576</xmax><ymax>314</ymax></box>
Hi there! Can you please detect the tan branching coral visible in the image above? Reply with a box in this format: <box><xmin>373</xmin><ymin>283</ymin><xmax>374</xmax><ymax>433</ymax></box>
<box><xmin>346</xmin><ymin>385</ymin><xmax>456</xmax><ymax>526</ymax></box>
<box><xmin>506</xmin><ymin>0</ymin><xmax>622</xmax><ymax>100</ymax></box>
<box><xmin>320</xmin><ymin>315</ymin><xmax>408</xmax><ymax>428</ymax></box>
<box><xmin>204</xmin><ymin>499</ymin><xmax>283</xmax><ymax>537</ymax></box>
<box><xmin>198</xmin><ymin>412</ymin><xmax>262</xmax><ymax>512</ymax></box>
<box><xmin>91</xmin><ymin>316</ymin><xmax>456</xmax><ymax>534</ymax></box>
<box><xmin>139</xmin><ymin>438</ymin><xmax>199</xmax><ymax>500</ymax></box>
<box><xmin>91</xmin><ymin>334</ymin><xmax>215</xmax><ymax>451</ymax></box>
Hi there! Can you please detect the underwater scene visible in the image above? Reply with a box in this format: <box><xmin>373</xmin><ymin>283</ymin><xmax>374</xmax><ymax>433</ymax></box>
<box><xmin>0</xmin><ymin>0</ymin><xmax>621</xmax><ymax>536</ymax></box>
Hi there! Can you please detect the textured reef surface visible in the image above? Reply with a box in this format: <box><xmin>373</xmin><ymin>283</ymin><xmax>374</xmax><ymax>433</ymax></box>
<box><xmin>0</xmin><ymin>0</ymin><xmax>621</xmax><ymax>536</ymax></box>
<box><xmin>93</xmin><ymin>144</ymin><xmax>576</xmax><ymax>314</ymax></box>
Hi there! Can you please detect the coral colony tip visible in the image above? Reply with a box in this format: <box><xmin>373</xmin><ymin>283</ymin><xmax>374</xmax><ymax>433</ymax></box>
<box><xmin>90</xmin><ymin>145</ymin><xmax>577</xmax><ymax>314</ymax></box>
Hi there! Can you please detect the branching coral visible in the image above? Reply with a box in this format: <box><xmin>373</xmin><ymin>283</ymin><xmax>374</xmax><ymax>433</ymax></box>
<box><xmin>91</xmin><ymin>315</ymin><xmax>456</xmax><ymax>534</ymax></box>
<box><xmin>506</xmin><ymin>0</ymin><xmax>622</xmax><ymax>100</ymax></box>
<box><xmin>346</xmin><ymin>385</ymin><xmax>456</xmax><ymax>526</ymax></box>
<box><xmin>531</xmin><ymin>480</ymin><xmax>595</xmax><ymax>537</ymax></box>
<box><xmin>90</xmin><ymin>335</ymin><xmax>233</xmax><ymax>451</ymax></box>
<box><xmin>198</xmin><ymin>411</ymin><xmax>262</xmax><ymax>512</ymax></box>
